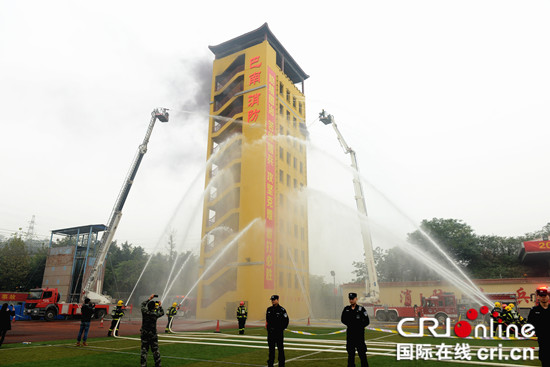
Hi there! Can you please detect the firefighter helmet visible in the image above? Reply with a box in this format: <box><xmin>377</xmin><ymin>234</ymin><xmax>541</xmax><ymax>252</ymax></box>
<box><xmin>172</xmin><ymin>302</ymin><xmax>177</xmax><ymax>307</ymax></box>
<box><xmin>509</xmin><ymin>303</ymin><xmax>514</xmax><ymax>308</ymax></box>
<box><xmin>494</xmin><ymin>302</ymin><xmax>501</xmax><ymax>308</ymax></box>
<box><xmin>240</xmin><ymin>301</ymin><xmax>245</xmax><ymax>306</ymax></box>
<box><xmin>505</xmin><ymin>306</ymin><xmax>511</xmax><ymax>311</ymax></box>
<box><xmin>117</xmin><ymin>300</ymin><xmax>124</xmax><ymax>306</ymax></box>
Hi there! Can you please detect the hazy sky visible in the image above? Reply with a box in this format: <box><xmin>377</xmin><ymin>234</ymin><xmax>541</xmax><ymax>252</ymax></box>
<box><xmin>1</xmin><ymin>1</ymin><xmax>549</xmax><ymax>282</ymax></box>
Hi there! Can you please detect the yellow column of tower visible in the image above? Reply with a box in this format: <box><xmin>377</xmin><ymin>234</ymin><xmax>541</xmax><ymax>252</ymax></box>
<box><xmin>197</xmin><ymin>24</ymin><xmax>310</xmax><ymax>321</ymax></box>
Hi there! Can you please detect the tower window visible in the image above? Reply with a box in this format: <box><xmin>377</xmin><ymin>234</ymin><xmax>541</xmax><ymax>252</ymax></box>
<box><xmin>279</xmin><ymin>169</ymin><xmax>283</xmax><ymax>182</ymax></box>
<box><xmin>279</xmin><ymin>147</ymin><xmax>283</xmax><ymax>159</ymax></box>
<box><xmin>293</xmin><ymin>96</ymin><xmax>296</xmax><ymax>108</ymax></box>
<box><xmin>279</xmin><ymin>82</ymin><xmax>284</xmax><ymax>95</ymax></box>
<box><xmin>286</xmin><ymin>89</ymin><xmax>290</xmax><ymax>102</ymax></box>
<box><xmin>286</xmin><ymin>174</ymin><xmax>290</xmax><ymax>187</ymax></box>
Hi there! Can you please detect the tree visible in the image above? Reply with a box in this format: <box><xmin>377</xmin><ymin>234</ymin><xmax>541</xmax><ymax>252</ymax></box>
<box><xmin>407</xmin><ymin>218</ymin><xmax>478</xmax><ymax>268</ymax></box>
<box><xmin>0</xmin><ymin>235</ymin><xmax>31</xmax><ymax>290</ymax></box>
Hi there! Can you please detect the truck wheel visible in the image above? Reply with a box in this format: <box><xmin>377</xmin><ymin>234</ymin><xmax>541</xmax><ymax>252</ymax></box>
<box><xmin>376</xmin><ymin>311</ymin><xmax>387</xmax><ymax>322</ymax></box>
<box><xmin>435</xmin><ymin>313</ymin><xmax>447</xmax><ymax>325</ymax></box>
<box><xmin>45</xmin><ymin>308</ymin><xmax>57</xmax><ymax>321</ymax></box>
<box><xmin>388</xmin><ymin>311</ymin><xmax>398</xmax><ymax>322</ymax></box>
<box><xmin>95</xmin><ymin>309</ymin><xmax>106</xmax><ymax>320</ymax></box>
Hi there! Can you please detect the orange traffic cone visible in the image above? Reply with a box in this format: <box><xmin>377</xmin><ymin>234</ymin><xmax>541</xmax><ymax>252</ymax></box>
<box><xmin>99</xmin><ymin>317</ymin><xmax>104</xmax><ymax>328</ymax></box>
<box><xmin>214</xmin><ymin>320</ymin><xmax>221</xmax><ymax>333</ymax></box>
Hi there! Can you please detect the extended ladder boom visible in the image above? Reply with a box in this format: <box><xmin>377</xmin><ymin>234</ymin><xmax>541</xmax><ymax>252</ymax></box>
<box><xmin>319</xmin><ymin>110</ymin><xmax>380</xmax><ymax>304</ymax></box>
<box><xmin>82</xmin><ymin>108</ymin><xmax>169</xmax><ymax>303</ymax></box>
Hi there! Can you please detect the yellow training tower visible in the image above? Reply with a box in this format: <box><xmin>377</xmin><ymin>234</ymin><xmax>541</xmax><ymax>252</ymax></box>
<box><xmin>197</xmin><ymin>23</ymin><xmax>310</xmax><ymax>320</ymax></box>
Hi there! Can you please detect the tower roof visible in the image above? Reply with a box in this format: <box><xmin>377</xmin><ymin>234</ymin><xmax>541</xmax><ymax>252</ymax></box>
<box><xmin>209</xmin><ymin>23</ymin><xmax>309</xmax><ymax>84</ymax></box>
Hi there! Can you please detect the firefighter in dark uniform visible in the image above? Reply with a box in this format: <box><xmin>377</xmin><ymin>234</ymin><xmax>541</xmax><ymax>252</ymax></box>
<box><xmin>165</xmin><ymin>302</ymin><xmax>178</xmax><ymax>333</ymax></box>
<box><xmin>237</xmin><ymin>301</ymin><xmax>248</xmax><ymax>335</ymax></box>
<box><xmin>266</xmin><ymin>295</ymin><xmax>289</xmax><ymax>367</ymax></box>
<box><xmin>341</xmin><ymin>292</ymin><xmax>370</xmax><ymax>367</ymax></box>
<box><xmin>141</xmin><ymin>294</ymin><xmax>165</xmax><ymax>367</ymax></box>
<box><xmin>108</xmin><ymin>300</ymin><xmax>125</xmax><ymax>337</ymax></box>
<box><xmin>528</xmin><ymin>286</ymin><xmax>550</xmax><ymax>367</ymax></box>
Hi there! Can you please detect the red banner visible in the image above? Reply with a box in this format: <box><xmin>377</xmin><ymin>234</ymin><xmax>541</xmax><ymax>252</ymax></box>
<box><xmin>264</xmin><ymin>67</ymin><xmax>277</xmax><ymax>289</ymax></box>
<box><xmin>523</xmin><ymin>240</ymin><xmax>550</xmax><ymax>253</ymax></box>
<box><xmin>0</xmin><ymin>292</ymin><xmax>27</xmax><ymax>302</ymax></box>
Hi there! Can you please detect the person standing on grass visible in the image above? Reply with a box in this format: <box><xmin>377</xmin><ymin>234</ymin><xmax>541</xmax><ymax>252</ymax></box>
<box><xmin>0</xmin><ymin>303</ymin><xmax>15</xmax><ymax>348</ymax></box>
<box><xmin>528</xmin><ymin>286</ymin><xmax>550</xmax><ymax>367</ymax></box>
<box><xmin>108</xmin><ymin>300</ymin><xmax>125</xmax><ymax>337</ymax></box>
<box><xmin>236</xmin><ymin>301</ymin><xmax>247</xmax><ymax>335</ymax></box>
<box><xmin>165</xmin><ymin>302</ymin><xmax>178</xmax><ymax>333</ymax></box>
<box><xmin>266</xmin><ymin>295</ymin><xmax>289</xmax><ymax>367</ymax></box>
<box><xmin>141</xmin><ymin>294</ymin><xmax>164</xmax><ymax>367</ymax></box>
<box><xmin>76</xmin><ymin>298</ymin><xmax>95</xmax><ymax>346</ymax></box>
<box><xmin>341</xmin><ymin>292</ymin><xmax>370</xmax><ymax>367</ymax></box>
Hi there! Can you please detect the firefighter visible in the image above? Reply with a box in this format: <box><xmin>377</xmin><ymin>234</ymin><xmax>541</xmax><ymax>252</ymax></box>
<box><xmin>266</xmin><ymin>295</ymin><xmax>289</xmax><ymax>367</ymax></box>
<box><xmin>501</xmin><ymin>305</ymin><xmax>514</xmax><ymax>326</ymax></box>
<box><xmin>165</xmin><ymin>302</ymin><xmax>178</xmax><ymax>333</ymax></box>
<box><xmin>490</xmin><ymin>302</ymin><xmax>502</xmax><ymax>334</ymax></box>
<box><xmin>508</xmin><ymin>303</ymin><xmax>523</xmax><ymax>325</ymax></box>
<box><xmin>528</xmin><ymin>286</ymin><xmax>550</xmax><ymax>367</ymax></box>
<box><xmin>141</xmin><ymin>294</ymin><xmax>164</xmax><ymax>367</ymax></box>
<box><xmin>108</xmin><ymin>300</ymin><xmax>125</xmax><ymax>337</ymax></box>
<box><xmin>237</xmin><ymin>301</ymin><xmax>248</xmax><ymax>335</ymax></box>
<box><xmin>341</xmin><ymin>292</ymin><xmax>370</xmax><ymax>367</ymax></box>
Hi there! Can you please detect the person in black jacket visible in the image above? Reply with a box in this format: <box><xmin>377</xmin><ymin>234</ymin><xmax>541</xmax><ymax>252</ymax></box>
<box><xmin>528</xmin><ymin>286</ymin><xmax>550</xmax><ymax>367</ymax></box>
<box><xmin>0</xmin><ymin>303</ymin><xmax>15</xmax><ymax>348</ymax></box>
<box><xmin>76</xmin><ymin>298</ymin><xmax>95</xmax><ymax>346</ymax></box>
<box><xmin>341</xmin><ymin>292</ymin><xmax>370</xmax><ymax>367</ymax></box>
<box><xmin>266</xmin><ymin>295</ymin><xmax>289</xmax><ymax>367</ymax></box>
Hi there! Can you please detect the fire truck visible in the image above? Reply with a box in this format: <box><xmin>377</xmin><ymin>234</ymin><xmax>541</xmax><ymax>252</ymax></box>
<box><xmin>23</xmin><ymin>108</ymin><xmax>169</xmax><ymax>321</ymax></box>
<box><xmin>24</xmin><ymin>287</ymin><xmax>117</xmax><ymax>320</ymax></box>
<box><xmin>372</xmin><ymin>291</ymin><xmax>458</xmax><ymax>324</ymax></box>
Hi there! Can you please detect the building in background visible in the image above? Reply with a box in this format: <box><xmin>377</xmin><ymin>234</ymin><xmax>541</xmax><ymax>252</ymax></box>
<box><xmin>197</xmin><ymin>23</ymin><xmax>310</xmax><ymax>320</ymax></box>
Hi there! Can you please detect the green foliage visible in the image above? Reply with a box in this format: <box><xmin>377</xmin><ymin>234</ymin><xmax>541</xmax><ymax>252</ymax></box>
<box><xmin>102</xmin><ymin>241</ymin><xmax>199</xmax><ymax>303</ymax></box>
<box><xmin>352</xmin><ymin>218</ymin><xmax>540</xmax><ymax>282</ymax></box>
<box><xmin>0</xmin><ymin>235</ymin><xmax>31</xmax><ymax>290</ymax></box>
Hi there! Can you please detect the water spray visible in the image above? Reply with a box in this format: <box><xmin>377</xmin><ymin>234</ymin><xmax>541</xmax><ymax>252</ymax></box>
<box><xmin>177</xmin><ymin>218</ymin><xmax>262</xmax><ymax>306</ymax></box>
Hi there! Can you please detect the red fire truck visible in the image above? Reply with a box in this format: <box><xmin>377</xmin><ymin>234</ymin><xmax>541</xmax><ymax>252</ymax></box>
<box><xmin>372</xmin><ymin>291</ymin><xmax>458</xmax><ymax>324</ymax></box>
<box><xmin>23</xmin><ymin>288</ymin><xmax>119</xmax><ymax>321</ymax></box>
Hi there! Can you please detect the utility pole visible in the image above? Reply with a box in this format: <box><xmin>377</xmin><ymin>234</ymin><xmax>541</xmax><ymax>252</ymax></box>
<box><xmin>25</xmin><ymin>215</ymin><xmax>36</xmax><ymax>241</ymax></box>
<box><xmin>331</xmin><ymin>270</ymin><xmax>336</xmax><ymax>319</ymax></box>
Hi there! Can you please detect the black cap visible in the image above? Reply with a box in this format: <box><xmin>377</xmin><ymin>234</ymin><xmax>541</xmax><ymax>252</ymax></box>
<box><xmin>270</xmin><ymin>295</ymin><xmax>279</xmax><ymax>300</ymax></box>
<box><xmin>348</xmin><ymin>292</ymin><xmax>357</xmax><ymax>299</ymax></box>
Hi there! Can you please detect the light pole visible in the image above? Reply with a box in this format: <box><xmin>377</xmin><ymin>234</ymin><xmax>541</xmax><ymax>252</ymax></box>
<box><xmin>330</xmin><ymin>270</ymin><xmax>336</xmax><ymax>319</ymax></box>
